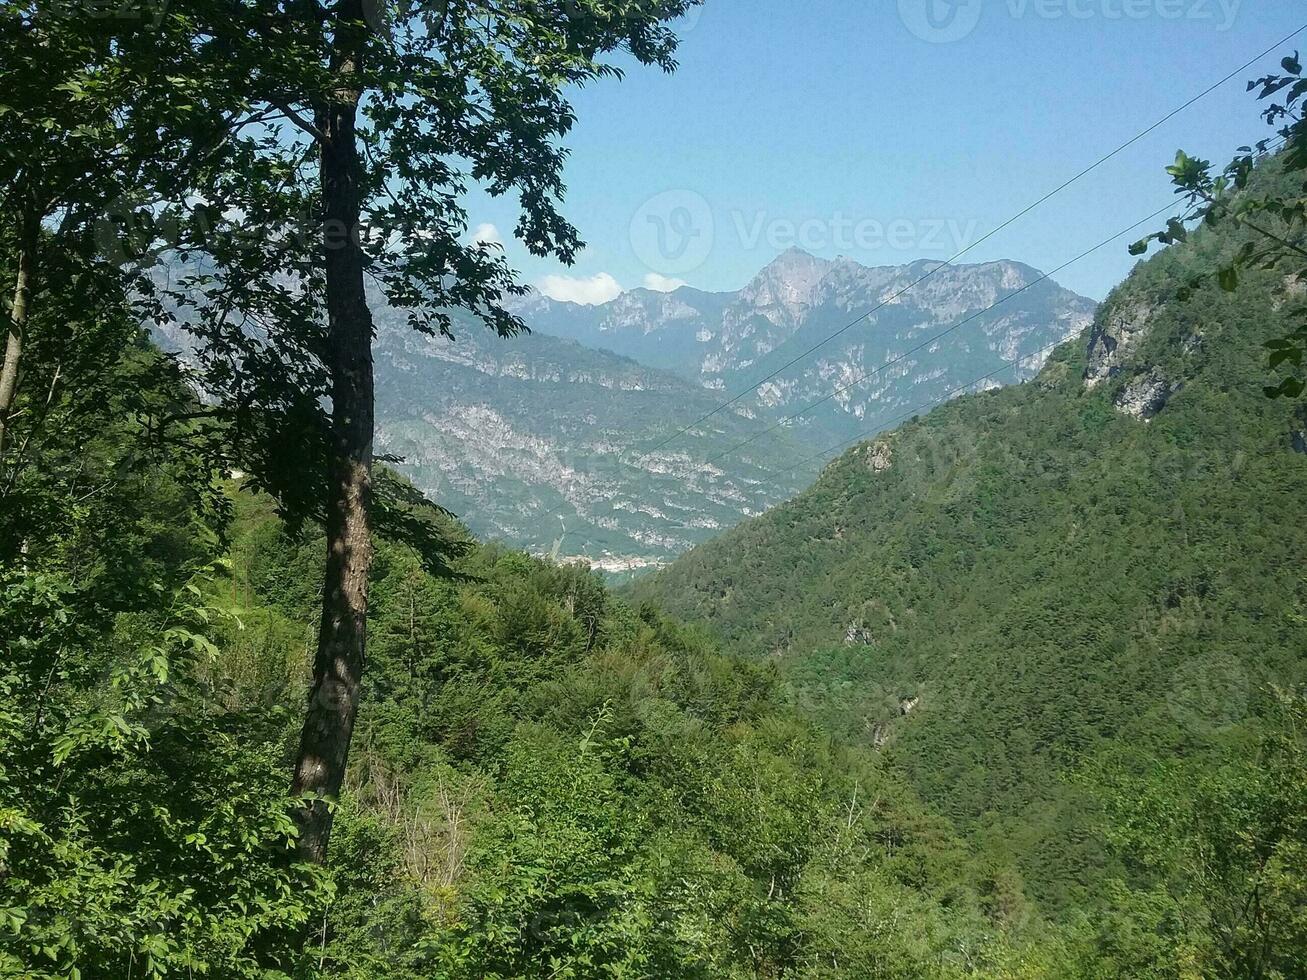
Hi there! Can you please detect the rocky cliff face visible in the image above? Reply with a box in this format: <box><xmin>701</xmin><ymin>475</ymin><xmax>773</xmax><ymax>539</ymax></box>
<box><xmin>1083</xmin><ymin>284</ymin><xmax>1204</xmax><ymax>422</ymax></box>
<box><xmin>1084</xmin><ymin>296</ymin><xmax>1157</xmax><ymax>389</ymax></box>
<box><xmin>150</xmin><ymin>250</ymin><xmax>1096</xmax><ymax>568</ymax></box>
<box><xmin>1114</xmin><ymin>370</ymin><xmax>1183</xmax><ymax>421</ymax></box>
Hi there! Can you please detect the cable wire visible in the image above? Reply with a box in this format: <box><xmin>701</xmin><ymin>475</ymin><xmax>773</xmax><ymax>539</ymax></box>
<box><xmin>764</xmin><ymin>335</ymin><xmax>1073</xmax><ymax>482</ymax></box>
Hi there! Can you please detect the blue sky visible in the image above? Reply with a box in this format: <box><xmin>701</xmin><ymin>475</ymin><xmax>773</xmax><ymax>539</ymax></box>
<box><xmin>466</xmin><ymin>0</ymin><xmax>1305</xmax><ymax>305</ymax></box>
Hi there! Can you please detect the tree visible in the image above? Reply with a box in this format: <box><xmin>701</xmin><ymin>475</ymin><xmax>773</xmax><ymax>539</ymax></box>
<box><xmin>0</xmin><ymin>0</ymin><xmax>250</xmax><ymax>456</ymax></box>
<box><xmin>1087</xmin><ymin>693</ymin><xmax>1307</xmax><ymax>979</ymax></box>
<box><xmin>0</xmin><ymin>267</ymin><xmax>323</xmax><ymax>977</ymax></box>
<box><xmin>146</xmin><ymin>0</ymin><xmax>703</xmax><ymax>862</ymax></box>
<box><xmin>1132</xmin><ymin>50</ymin><xmax>1307</xmax><ymax>399</ymax></box>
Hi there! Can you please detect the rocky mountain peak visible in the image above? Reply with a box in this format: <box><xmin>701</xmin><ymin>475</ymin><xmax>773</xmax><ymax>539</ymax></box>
<box><xmin>518</xmin><ymin>250</ymin><xmax>1096</xmax><ymax>453</ymax></box>
<box><xmin>739</xmin><ymin>247</ymin><xmax>834</xmax><ymax>317</ymax></box>
<box><xmin>603</xmin><ymin>288</ymin><xmax>695</xmax><ymax>332</ymax></box>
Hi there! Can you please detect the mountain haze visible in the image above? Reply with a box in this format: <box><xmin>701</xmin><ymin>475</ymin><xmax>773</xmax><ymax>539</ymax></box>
<box><xmin>153</xmin><ymin>250</ymin><xmax>1096</xmax><ymax>570</ymax></box>
<box><xmin>371</xmin><ymin>312</ymin><xmax>817</xmax><ymax>571</ymax></box>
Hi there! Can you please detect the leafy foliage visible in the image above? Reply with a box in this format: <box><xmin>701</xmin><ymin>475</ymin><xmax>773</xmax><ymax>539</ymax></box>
<box><xmin>1081</xmin><ymin>692</ymin><xmax>1307</xmax><ymax>979</ymax></box>
<box><xmin>208</xmin><ymin>491</ymin><xmax>1049</xmax><ymax>977</ymax></box>
<box><xmin>0</xmin><ymin>290</ymin><xmax>322</xmax><ymax>977</ymax></box>
<box><xmin>1133</xmin><ymin>52</ymin><xmax>1307</xmax><ymax>398</ymax></box>
<box><xmin>3</xmin><ymin>8</ymin><xmax>1305</xmax><ymax>976</ymax></box>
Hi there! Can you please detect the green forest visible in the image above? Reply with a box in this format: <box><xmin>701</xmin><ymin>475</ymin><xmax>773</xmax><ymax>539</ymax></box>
<box><xmin>12</xmin><ymin>324</ymin><xmax>1305</xmax><ymax>976</ymax></box>
<box><xmin>3</xmin><ymin>1</ymin><xmax>1307</xmax><ymax>978</ymax></box>
<box><xmin>634</xmin><ymin>152</ymin><xmax>1307</xmax><ymax>923</ymax></box>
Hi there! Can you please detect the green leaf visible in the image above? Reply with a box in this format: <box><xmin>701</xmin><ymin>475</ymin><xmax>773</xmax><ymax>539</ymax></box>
<box><xmin>1264</xmin><ymin>377</ymin><xmax>1306</xmax><ymax>398</ymax></box>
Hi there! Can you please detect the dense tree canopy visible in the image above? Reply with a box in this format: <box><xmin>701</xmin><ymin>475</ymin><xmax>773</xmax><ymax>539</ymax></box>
<box><xmin>633</xmin><ymin>154</ymin><xmax>1307</xmax><ymax>935</ymax></box>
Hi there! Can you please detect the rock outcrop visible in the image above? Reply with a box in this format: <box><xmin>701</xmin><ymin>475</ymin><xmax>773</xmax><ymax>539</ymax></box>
<box><xmin>1114</xmin><ymin>370</ymin><xmax>1182</xmax><ymax>421</ymax></box>
<box><xmin>865</xmin><ymin>441</ymin><xmax>894</xmax><ymax>473</ymax></box>
<box><xmin>844</xmin><ymin>623</ymin><xmax>875</xmax><ymax>646</ymax></box>
<box><xmin>1085</xmin><ymin>297</ymin><xmax>1155</xmax><ymax>389</ymax></box>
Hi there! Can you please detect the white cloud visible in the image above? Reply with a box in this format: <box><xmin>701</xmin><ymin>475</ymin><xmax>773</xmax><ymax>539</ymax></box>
<box><xmin>471</xmin><ymin>222</ymin><xmax>502</xmax><ymax>249</ymax></box>
<box><xmin>643</xmin><ymin>272</ymin><xmax>687</xmax><ymax>292</ymax></box>
<box><xmin>538</xmin><ymin>272</ymin><xmax>623</xmax><ymax>306</ymax></box>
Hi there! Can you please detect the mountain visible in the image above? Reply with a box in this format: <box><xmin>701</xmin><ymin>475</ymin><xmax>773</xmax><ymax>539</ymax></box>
<box><xmin>152</xmin><ymin>250</ymin><xmax>1094</xmax><ymax>571</ymax></box>
<box><xmin>0</xmin><ymin>259</ymin><xmax>1076</xmax><ymax>978</ymax></box>
<box><xmin>522</xmin><ymin>249</ymin><xmax>1097</xmax><ymax>439</ymax></box>
<box><xmin>513</xmin><ymin>284</ymin><xmax>735</xmax><ymax>379</ymax></box>
<box><xmin>630</xmin><ymin>172</ymin><xmax>1307</xmax><ymax>910</ymax></box>
<box><xmin>370</xmin><ymin>308</ymin><xmax>826</xmax><ymax>571</ymax></box>
<box><xmin>16</xmin><ymin>197</ymin><xmax>1307</xmax><ymax>976</ymax></box>
<box><xmin>147</xmin><ymin>268</ymin><xmax>819</xmax><ymax>571</ymax></box>
<box><xmin>378</xmin><ymin>249</ymin><xmax>1093</xmax><ymax>569</ymax></box>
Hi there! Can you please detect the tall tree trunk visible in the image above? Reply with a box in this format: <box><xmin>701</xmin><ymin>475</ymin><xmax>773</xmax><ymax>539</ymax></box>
<box><xmin>289</xmin><ymin>14</ymin><xmax>375</xmax><ymax>864</ymax></box>
<box><xmin>0</xmin><ymin>213</ymin><xmax>35</xmax><ymax>457</ymax></box>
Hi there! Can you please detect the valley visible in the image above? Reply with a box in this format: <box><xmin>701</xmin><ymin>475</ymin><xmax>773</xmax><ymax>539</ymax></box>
<box><xmin>632</xmin><ymin>159</ymin><xmax>1307</xmax><ymax>916</ymax></box>
<box><xmin>376</xmin><ymin>249</ymin><xmax>1096</xmax><ymax>567</ymax></box>
<box><xmin>6</xmin><ymin>5</ymin><xmax>1307</xmax><ymax>977</ymax></box>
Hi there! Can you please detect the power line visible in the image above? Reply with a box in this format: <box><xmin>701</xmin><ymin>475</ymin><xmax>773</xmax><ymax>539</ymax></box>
<box><xmin>764</xmin><ymin>183</ymin><xmax>1278</xmax><ymax>482</ymax></box>
<box><xmin>637</xmin><ymin>23</ymin><xmax>1307</xmax><ymax>459</ymax></box>
<box><xmin>542</xmin><ymin>153</ymin><xmax>1258</xmax><ymax>541</ymax></box>
<box><xmin>701</xmin><ymin>198</ymin><xmax>1181</xmax><ymax>466</ymax></box>
<box><xmin>576</xmin><ymin>334</ymin><xmax>1076</xmax><ymax>540</ymax></box>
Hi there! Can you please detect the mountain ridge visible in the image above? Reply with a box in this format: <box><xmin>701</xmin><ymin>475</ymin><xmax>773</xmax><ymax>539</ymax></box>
<box><xmin>370</xmin><ymin>309</ymin><xmax>821</xmax><ymax>569</ymax></box>
<box><xmin>153</xmin><ymin>249</ymin><xmax>1097</xmax><ymax>568</ymax></box>
<box><xmin>521</xmin><ymin>249</ymin><xmax>1097</xmax><ymax>437</ymax></box>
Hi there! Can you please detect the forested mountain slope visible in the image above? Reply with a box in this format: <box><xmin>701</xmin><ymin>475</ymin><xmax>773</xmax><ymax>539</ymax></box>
<box><xmin>151</xmin><ymin>247</ymin><xmax>1091</xmax><ymax>570</ymax></box>
<box><xmin>631</xmin><ymin>167</ymin><xmax>1307</xmax><ymax>911</ymax></box>
<box><xmin>0</xmin><ymin>290</ymin><xmax>1027</xmax><ymax>974</ymax></box>
<box><xmin>0</xmin><ymin>301</ymin><xmax>1027</xmax><ymax>975</ymax></box>
<box><xmin>370</xmin><ymin>307</ymin><xmax>818</xmax><ymax>569</ymax></box>
<box><xmin>150</xmin><ymin>272</ymin><xmax>821</xmax><ymax>570</ymax></box>
<box><xmin>217</xmin><ymin>491</ymin><xmax>1037</xmax><ymax>977</ymax></box>
<box><xmin>5</xmin><ymin>213</ymin><xmax>1304</xmax><ymax>978</ymax></box>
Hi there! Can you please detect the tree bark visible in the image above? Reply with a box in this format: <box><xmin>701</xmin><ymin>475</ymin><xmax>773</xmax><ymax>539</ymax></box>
<box><xmin>289</xmin><ymin>12</ymin><xmax>375</xmax><ymax>864</ymax></box>
<box><xmin>0</xmin><ymin>214</ymin><xmax>35</xmax><ymax>457</ymax></box>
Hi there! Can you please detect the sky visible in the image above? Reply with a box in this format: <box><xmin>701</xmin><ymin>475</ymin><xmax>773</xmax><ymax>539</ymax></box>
<box><xmin>464</xmin><ymin>0</ymin><xmax>1306</xmax><ymax>305</ymax></box>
